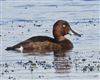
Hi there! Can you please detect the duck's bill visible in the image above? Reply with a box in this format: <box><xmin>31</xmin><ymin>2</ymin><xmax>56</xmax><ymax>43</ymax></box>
<box><xmin>67</xmin><ymin>29</ymin><xmax>81</xmax><ymax>37</ymax></box>
<box><xmin>67</xmin><ymin>31</ymin><xmax>73</xmax><ymax>36</ymax></box>
<box><xmin>71</xmin><ymin>29</ymin><xmax>81</xmax><ymax>37</ymax></box>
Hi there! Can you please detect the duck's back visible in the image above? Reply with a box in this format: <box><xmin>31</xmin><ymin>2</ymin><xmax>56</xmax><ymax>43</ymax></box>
<box><xmin>26</xmin><ymin>36</ymin><xmax>55</xmax><ymax>42</ymax></box>
<box><xmin>6</xmin><ymin>36</ymin><xmax>56</xmax><ymax>53</ymax></box>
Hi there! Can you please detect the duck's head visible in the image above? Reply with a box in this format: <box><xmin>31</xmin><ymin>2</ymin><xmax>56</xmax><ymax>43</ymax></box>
<box><xmin>53</xmin><ymin>20</ymin><xmax>81</xmax><ymax>41</ymax></box>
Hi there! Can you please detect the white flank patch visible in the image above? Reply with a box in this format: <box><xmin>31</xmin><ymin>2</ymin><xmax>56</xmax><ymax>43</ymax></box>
<box><xmin>16</xmin><ymin>46</ymin><xmax>24</xmax><ymax>53</ymax></box>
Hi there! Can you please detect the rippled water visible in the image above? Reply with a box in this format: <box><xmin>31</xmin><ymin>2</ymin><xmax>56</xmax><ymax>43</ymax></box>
<box><xmin>0</xmin><ymin>0</ymin><xmax>100</xmax><ymax>80</ymax></box>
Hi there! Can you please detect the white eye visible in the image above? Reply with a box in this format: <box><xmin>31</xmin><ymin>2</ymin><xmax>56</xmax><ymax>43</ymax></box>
<box><xmin>63</xmin><ymin>25</ymin><xmax>66</xmax><ymax>28</ymax></box>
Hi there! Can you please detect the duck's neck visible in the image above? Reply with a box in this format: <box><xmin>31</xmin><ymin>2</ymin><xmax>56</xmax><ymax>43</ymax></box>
<box><xmin>55</xmin><ymin>36</ymin><xmax>66</xmax><ymax>41</ymax></box>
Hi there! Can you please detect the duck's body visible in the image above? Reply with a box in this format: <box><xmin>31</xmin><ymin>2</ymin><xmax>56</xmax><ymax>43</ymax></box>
<box><xmin>6</xmin><ymin>36</ymin><xmax>73</xmax><ymax>53</ymax></box>
<box><xmin>5</xmin><ymin>20</ymin><xmax>81</xmax><ymax>53</ymax></box>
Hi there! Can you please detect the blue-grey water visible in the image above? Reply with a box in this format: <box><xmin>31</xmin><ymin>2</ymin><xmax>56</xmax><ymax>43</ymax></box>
<box><xmin>0</xmin><ymin>0</ymin><xmax>100</xmax><ymax>80</ymax></box>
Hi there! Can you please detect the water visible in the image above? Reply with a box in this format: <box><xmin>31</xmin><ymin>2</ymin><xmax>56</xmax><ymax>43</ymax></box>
<box><xmin>0</xmin><ymin>0</ymin><xmax>100</xmax><ymax>80</ymax></box>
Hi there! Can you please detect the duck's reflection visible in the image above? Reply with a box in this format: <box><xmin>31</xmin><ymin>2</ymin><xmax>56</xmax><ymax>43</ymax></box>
<box><xmin>54</xmin><ymin>57</ymin><xmax>71</xmax><ymax>73</ymax></box>
<box><xmin>24</xmin><ymin>49</ymin><xmax>72</xmax><ymax>73</ymax></box>
<box><xmin>53</xmin><ymin>50</ymin><xmax>71</xmax><ymax>73</ymax></box>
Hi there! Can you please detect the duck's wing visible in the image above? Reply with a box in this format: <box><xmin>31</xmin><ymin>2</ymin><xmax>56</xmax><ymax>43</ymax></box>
<box><xmin>5</xmin><ymin>36</ymin><xmax>54</xmax><ymax>51</ymax></box>
<box><xmin>26</xmin><ymin>36</ymin><xmax>54</xmax><ymax>42</ymax></box>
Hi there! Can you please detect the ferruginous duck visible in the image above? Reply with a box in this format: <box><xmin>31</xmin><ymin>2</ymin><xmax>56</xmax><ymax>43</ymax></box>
<box><xmin>5</xmin><ymin>20</ymin><xmax>81</xmax><ymax>53</ymax></box>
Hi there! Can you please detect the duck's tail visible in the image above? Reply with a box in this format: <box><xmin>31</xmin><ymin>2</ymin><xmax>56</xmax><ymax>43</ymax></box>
<box><xmin>5</xmin><ymin>47</ymin><xmax>15</xmax><ymax>51</ymax></box>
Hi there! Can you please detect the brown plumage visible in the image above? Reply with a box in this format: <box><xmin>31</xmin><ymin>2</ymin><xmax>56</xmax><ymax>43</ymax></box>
<box><xmin>5</xmin><ymin>20</ymin><xmax>81</xmax><ymax>53</ymax></box>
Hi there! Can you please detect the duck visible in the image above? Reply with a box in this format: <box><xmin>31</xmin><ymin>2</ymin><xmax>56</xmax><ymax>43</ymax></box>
<box><xmin>5</xmin><ymin>20</ymin><xmax>81</xmax><ymax>53</ymax></box>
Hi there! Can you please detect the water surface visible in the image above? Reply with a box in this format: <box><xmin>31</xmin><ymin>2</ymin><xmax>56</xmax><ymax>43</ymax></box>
<box><xmin>0</xmin><ymin>0</ymin><xmax>100</xmax><ymax>80</ymax></box>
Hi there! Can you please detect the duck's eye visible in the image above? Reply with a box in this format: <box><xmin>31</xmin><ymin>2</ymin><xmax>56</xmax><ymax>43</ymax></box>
<box><xmin>63</xmin><ymin>25</ymin><xmax>66</xmax><ymax>28</ymax></box>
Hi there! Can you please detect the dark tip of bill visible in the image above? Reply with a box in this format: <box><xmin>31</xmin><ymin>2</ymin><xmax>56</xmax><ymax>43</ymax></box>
<box><xmin>78</xmin><ymin>34</ymin><xmax>82</xmax><ymax>37</ymax></box>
